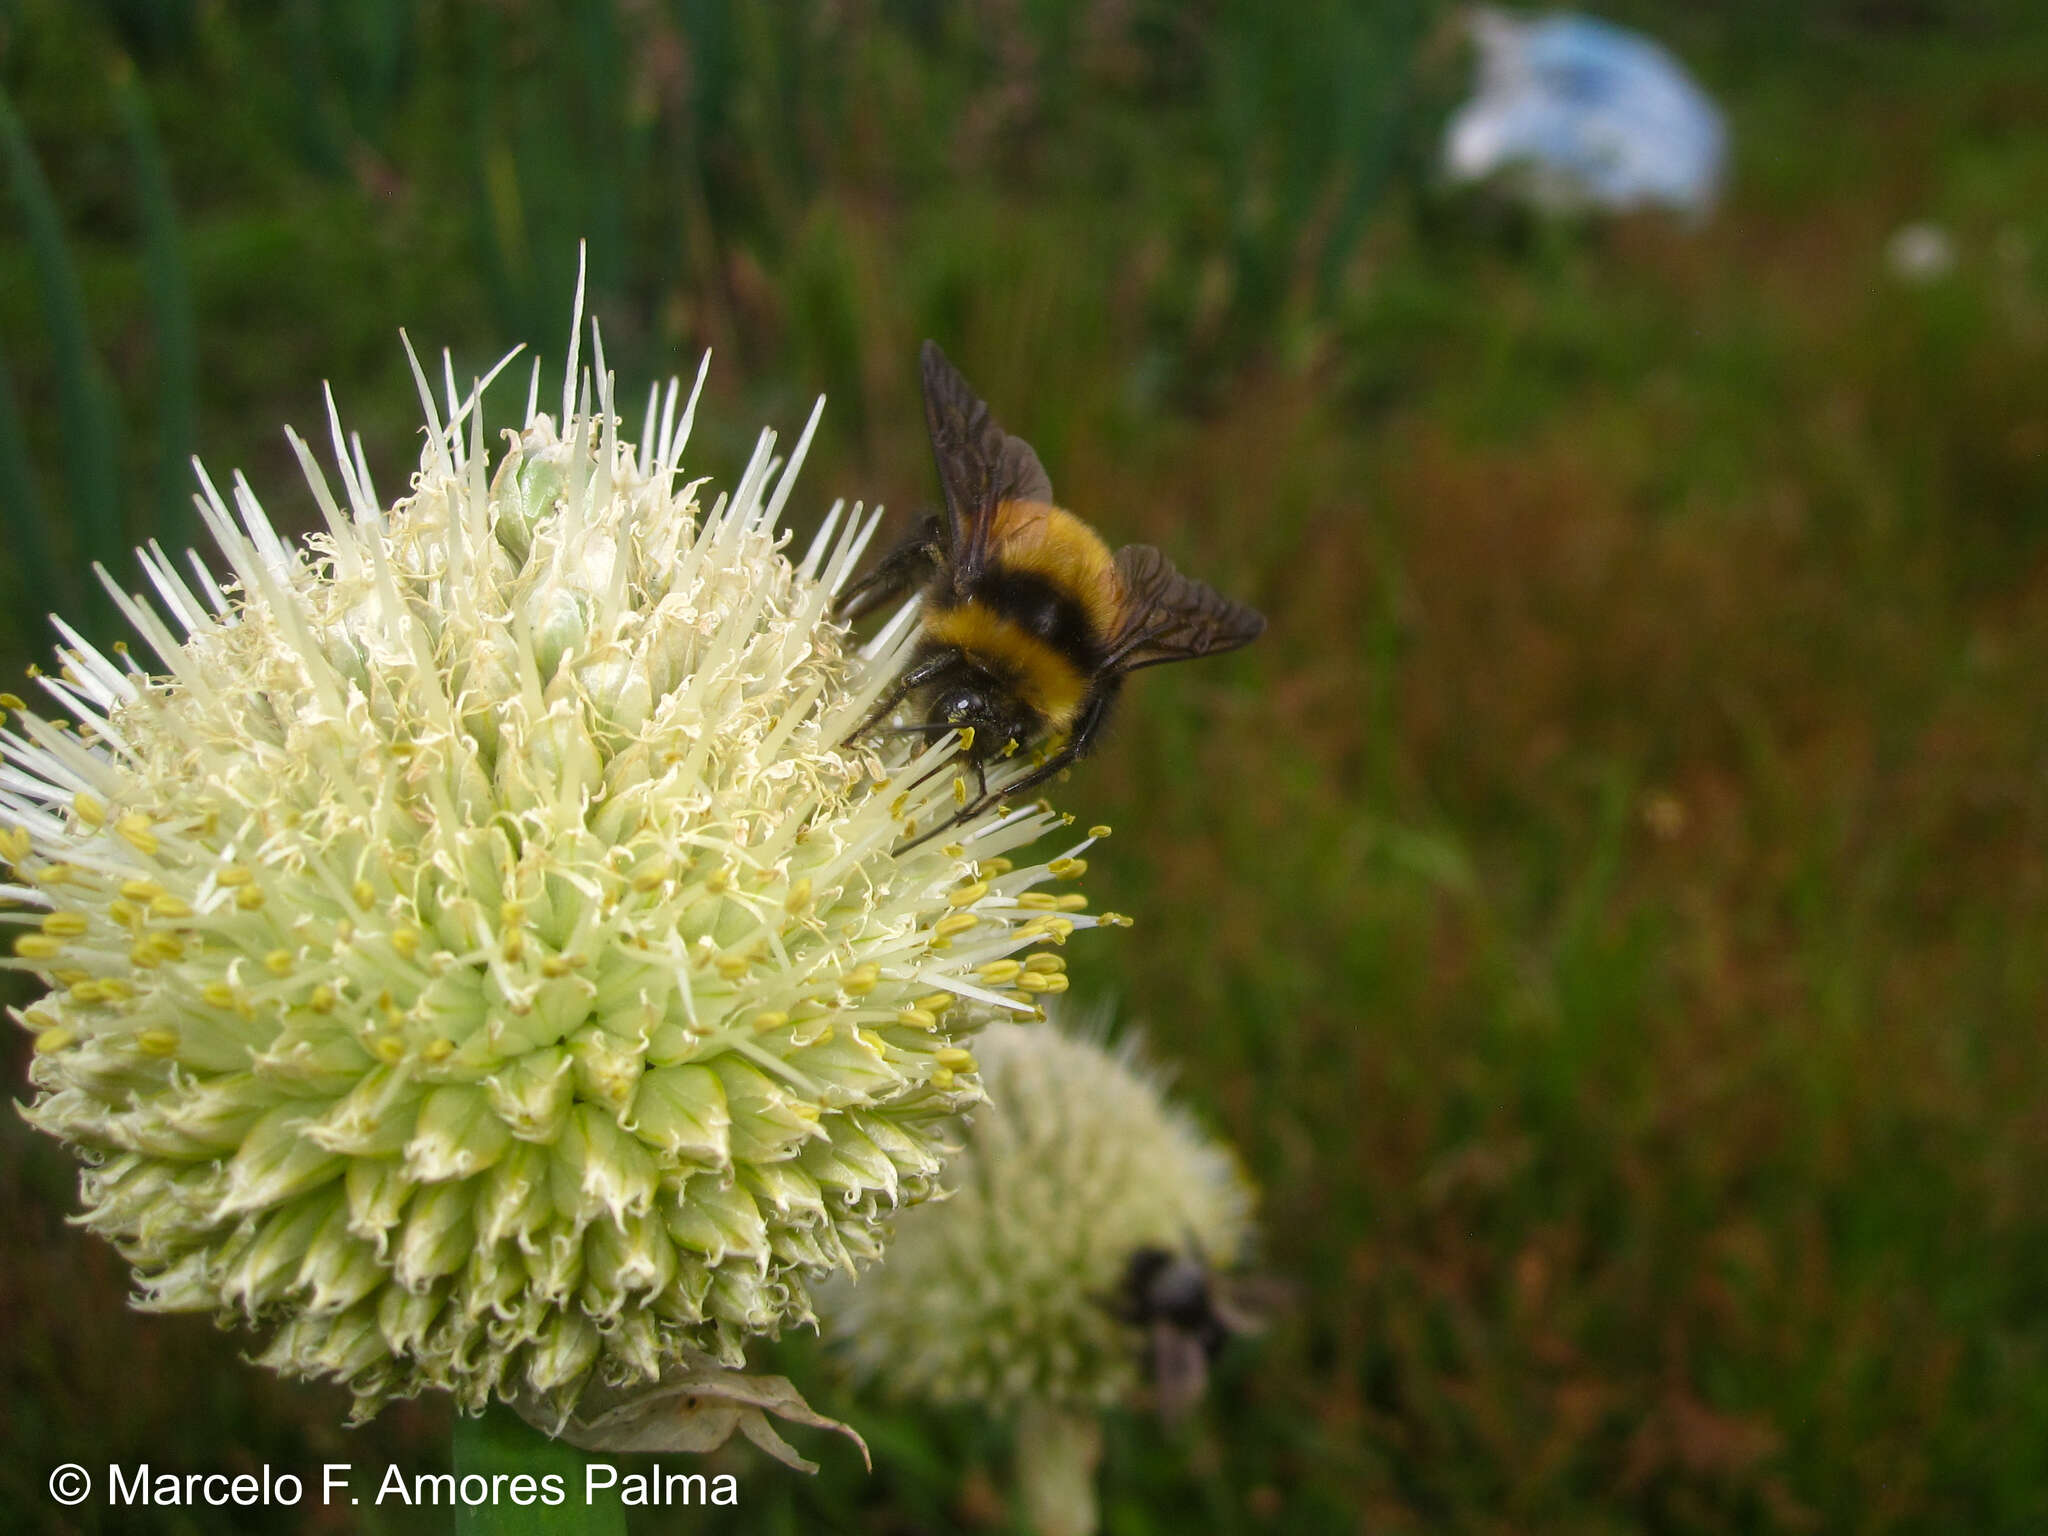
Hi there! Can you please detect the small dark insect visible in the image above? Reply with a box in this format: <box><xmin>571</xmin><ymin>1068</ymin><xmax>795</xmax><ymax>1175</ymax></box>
<box><xmin>1114</xmin><ymin>1245</ymin><xmax>1268</xmax><ymax>1423</ymax></box>
<box><xmin>837</xmin><ymin>341</ymin><xmax>1264</xmax><ymax>830</ymax></box>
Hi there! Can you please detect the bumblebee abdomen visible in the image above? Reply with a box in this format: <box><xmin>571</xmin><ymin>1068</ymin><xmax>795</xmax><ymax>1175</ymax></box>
<box><xmin>986</xmin><ymin>502</ymin><xmax>1121</xmax><ymax>636</ymax></box>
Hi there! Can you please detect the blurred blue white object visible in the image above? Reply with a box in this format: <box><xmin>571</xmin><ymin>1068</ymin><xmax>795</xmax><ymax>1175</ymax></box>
<box><xmin>1444</xmin><ymin>7</ymin><xmax>1727</xmax><ymax>218</ymax></box>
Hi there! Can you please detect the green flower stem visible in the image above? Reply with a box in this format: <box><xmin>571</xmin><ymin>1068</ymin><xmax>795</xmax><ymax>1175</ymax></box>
<box><xmin>453</xmin><ymin>1404</ymin><xmax>624</xmax><ymax>1536</ymax></box>
<box><xmin>1014</xmin><ymin>1401</ymin><xmax>1103</xmax><ymax>1536</ymax></box>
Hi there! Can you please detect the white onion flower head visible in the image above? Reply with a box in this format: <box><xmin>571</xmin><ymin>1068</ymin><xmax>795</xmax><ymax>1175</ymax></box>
<box><xmin>827</xmin><ymin>1015</ymin><xmax>1254</xmax><ymax>1413</ymax></box>
<box><xmin>2</xmin><ymin>283</ymin><xmax>1113</xmax><ymax>1433</ymax></box>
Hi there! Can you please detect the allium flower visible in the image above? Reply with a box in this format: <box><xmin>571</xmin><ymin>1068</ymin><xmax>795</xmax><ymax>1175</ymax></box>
<box><xmin>825</xmin><ymin>1016</ymin><xmax>1255</xmax><ymax>1534</ymax></box>
<box><xmin>2</xmin><ymin>282</ymin><xmax>1112</xmax><ymax>1445</ymax></box>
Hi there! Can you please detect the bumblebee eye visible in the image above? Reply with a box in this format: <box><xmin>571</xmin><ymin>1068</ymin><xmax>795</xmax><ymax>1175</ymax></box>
<box><xmin>929</xmin><ymin>688</ymin><xmax>983</xmax><ymax>729</ymax></box>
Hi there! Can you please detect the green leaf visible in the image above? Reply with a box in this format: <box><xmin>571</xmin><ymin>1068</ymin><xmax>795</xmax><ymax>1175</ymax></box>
<box><xmin>452</xmin><ymin>1403</ymin><xmax>625</xmax><ymax>1536</ymax></box>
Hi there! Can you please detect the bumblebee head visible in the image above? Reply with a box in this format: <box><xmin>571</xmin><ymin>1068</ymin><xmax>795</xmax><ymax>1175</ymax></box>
<box><xmin>923</xmin><ymin>662</ymin><xmax>1038</xmax><ymax>762</ymax></box>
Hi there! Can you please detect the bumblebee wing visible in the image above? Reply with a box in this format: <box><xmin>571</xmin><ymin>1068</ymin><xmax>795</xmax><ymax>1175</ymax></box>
<box><xmin>1106</xmin><ymin>544</ymin><xmax>1266</xmax><ymax>672</ymax></box>
<box><xmin>921</xmin><ymin>340</ymin><xmax>1053</xmax><ymax>583</ymax></box>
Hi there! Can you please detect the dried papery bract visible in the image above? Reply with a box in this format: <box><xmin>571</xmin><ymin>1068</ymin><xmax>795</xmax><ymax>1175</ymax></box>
<box><xmin>825</xmin><ymin>1017</ymin><xmax>1256</xmax><ymax>1531</ymax></box>
<box><xmin>2</xmin><ymin>272</ymin><xmax>1110</xmax><ymax>1460</ymax></box>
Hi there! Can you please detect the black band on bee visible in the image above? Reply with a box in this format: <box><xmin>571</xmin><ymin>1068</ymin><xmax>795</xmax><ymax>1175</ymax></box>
<box><xmin>969</xmin><ymin>569</ymin><xmax>1109</xmax><ymax>671</ymax></box>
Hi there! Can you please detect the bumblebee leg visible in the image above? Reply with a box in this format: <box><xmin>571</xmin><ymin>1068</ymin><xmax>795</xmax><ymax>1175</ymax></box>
<box><xmin>898</xmin><ymin>742</ymin><xmax>1077</xmax><ymax>852</ymax></box>
<box><xmin>839</xmin><ymin>650</ymin><xmax>953</xmax><ymax>748</ymax></box>
<box><xmin>834</xmin><ymin>514</ymin><xmax>946</xmax><ymax>623</ymax></box>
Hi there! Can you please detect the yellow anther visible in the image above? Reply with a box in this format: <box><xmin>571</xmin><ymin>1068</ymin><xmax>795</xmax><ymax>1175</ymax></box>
<box><xmin>929</xmin><ymin>1067</ymin><xmax>956</xmax><ymax>1090</ymax></box>
<box><xmin>108</xmin><ymin>900</ymin><xmax>141</xmax><ymax>928</ymax></box>
<box><xmin>539</xmin><ymin>954</ymin><xmax>570</xmax><ymax>978</ymax></box>
<box><xmin>751</xmin><ymin>1010</ymin><xmax>791</xmax><ymax>1034</ymax></box>
<box><xmin>1047</xmin><ymin>857</ymin><xmax>1087</xmax><ymax>879</ymax></box>
<box><xmin>933</xmin><ymin>912</ymin><xmax>979</xmax><ymax>938</ymax></box>
<box><xmin>977</xmin><ymin>857</ymin><xmax>1014</xmax><ymax>877</ymax></box>
<box><xmin>373</xmin><ymin>1035</ymin><xmax>406</xmax><ymax>1064</ymax></box>
<box><xmin>308</xmin><ymin>985</ymin><xmax>337</xmax><ymax>1014</ymax></box>
<box><xmin>631</xmin><ymin>856</ymin><xmax>672</xmax><ymax>893</ymax></box>
<box><xmin>40</xmin><ymin>911</ymin><xmax>90</xmax><ymax>938</ymax></box>
<box><xmin>501</xmin><ymin>931</ymin><xmax>525</xmax><ymax>963</ymax></box>
<box><xmin>703</xmin><ymin>866</ymin><xmax>731</xmax><ymax>895</ymax></box>
<box><xmin>213</xmin><ymin>864</ymin><xmax>255</xmax><ymax>887</ymax></box>
<box><xmin>149</xmin><ymin>895</ymin><xmax>192</xmax><ymax>919</ymax></box>
<box><xmin>137</xmin><ymin>1029</ymin><xmax>179</xmax><ymax>1056</ymax></box>
<box><xmin>1088</xmin><ymin>825</ymin><xmax>1112</xmax><ymax>839</ymax></box>
<box><xmin>957</xmin><ymin>725</ymin><xmax>976</xmax><ymax>752</ymax></box>
<box><xmin>499</xmin><ymin>900</ymin><xmax>526</xmax><ymax>928</ymax></box>
<box><xmin>843</xmin><ymin>962</ymin><xmax>882</xmax><ymax>996</ymax></box>
<box><xmin>889</xmin><ymin>792</ymin><xmax>911</xmax><ymax>820</ymax></box>
<box><xmin>784</xmin><ymin>878</ymin><xmax>813</xmax><ymax>914</ymax></box>
<box><xmin>952</xmin><ymin>776</ymin><xmax>968</xmax><ymax>806</ymax></box>
<box><xmin>915</xmin><ymin>993</ymin><xmax>955</xmax><ymax>1016</ymax></box>
<box><xmin>896</xmin><ymin>1008</ymin><xmax>938</xmax><ymax>1031</ymax></box>
<box><xmin>201</xmin><ymin>982</ymin><xmax>238</xmax><ymax>1009</ymax></box>
<box><xmin>390</xmin><ymin>926</ymin><xmax>420</xmax><ymax>959</ymax></box>
<box><xmin>115</xmin><ymin>813</ymin><xmax>158</xmax><ymax>856</ymax></box>
<box><xmin>352</xmin><ymin>878</ymin><xmax>376</xmax><ymax>908</ymax></box>
<box><xmin>72</xmin><ymin>794</ymin><xmax>105</xmax><ymax>828</ymax></box>
<box><xmin>940</xmin><ymin>843</ymin><xmax>966</xmax><ymax>859</ymax></box>
<box><xmin>13</xmin><ymin>934</ymin><xmax>62</xmax><ymax>959</ymax></box>
<box><xmin>127</xmin><ymin>941</ymin><xmax>159</xmax><ymax>969</ymax></box>
<box><xmin>335</xmin><ymin>919</ymin><xmax>355</xmax><ymax>945</ymax></box>
<box><xmin>809</xmin><ymin>1024</ymin><xmax>836</xmax><ymax>1046</ymax></box>
<box><xmin>98</xmin><ymin>978</ymin><xmax>132</xmax><ymax>1000</ymax></box>
<box><xmin>1017</xmin><ymin>892</ymin><xmax>1060</xmax><ymax>911</ymax></box>
<box><xmin>119</xmin><ymin>879</ymin><xmax>163</xmax><ymax>902</ymax></box>
<box><xmin>50</xmin><ymin>969</ymin><xmax>87</xmax><ymax>986</ymax></box>
<box><xmin>33</xmin><ymin>1026</ymin><xmax>75</xmax><ymax>1054</ymax></box>
<box><xmin>264</xmin><ymin>949</ymin><xmax>293</xmax><ymax>975</ymax></box>
<box><xmin>0</xmin><ymin>826</ymin><xmax>31</xmax><ymax>863</ymax></box>
<box><xmin>1098</xmin><ymin>911</ymin><xmax>1134</xmax><ymax>928</ymax></box>
<box><xmin>0</xmin><ymin>692</ymin><xmax>23</xmax><ymax>710</ymax></box>
<box><xmin>947</xmin><ymin>880</ymin><xmax>989</xmax><ymax>908</ymax></box>
<box><xmin>1017</xmin><ymin>971</ymin><xmax>1069</xmax><ymax>993</ymax></box>
<box><xmin>1055</xmin><ymin>893</ymin><xmax>1089</xmax><ymax>911</ymax></box>
<box><xmin>858</xmin><ymin>1027</ymin><xmax>886</xmax><ymax>1052</ymax></box>
<box><xmin>234</xmin><ymin>884</ymin><xmax>265</xmax><ymax>910</ymax></box>
<box><xmin>66</xmin><ymin>981</ymin><xmax>104</xmax><ymax>1004</ymax></box>
<box><xmin>713</xmin><ymin>950</ymin><xmax>752</xmax><ymax>981</ymax></box>
<box><xmin>35</xmin><ymin>863</ymin><xmax>80</xmax><ymax>886</ymax></box>
<box><xmin>935</xmin><ymin>1047</ymin><xmax>976</xmax><ymax>1071</ymax></box>
<box><xmin>422</xmin><ymin>1037</ymin><xmax>455</xmax><ymax>1063</ymax></box>
<box><xmin>1023</xmin><ymin>952</ymin><xmax>1065</xmax><ymax>974</ymax></box>
<box><xmin>976</xmin><ymin>959</ymin><xmax>1023</xmax><ymax>984</ymax></box>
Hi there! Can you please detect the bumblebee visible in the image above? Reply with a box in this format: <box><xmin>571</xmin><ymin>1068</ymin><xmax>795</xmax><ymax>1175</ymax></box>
<box><xmin>838</xmin><ymin>341</ymin><xmax>1265</xmax><ymax>824</ymax></box>
<box><xmin>1113</xmin><ymin>1245</ymin><xmax>1268</xmax><ymax>1423</ymax></box>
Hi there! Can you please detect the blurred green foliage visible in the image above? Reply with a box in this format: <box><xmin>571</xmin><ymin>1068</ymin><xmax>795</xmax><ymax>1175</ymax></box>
<box><xmin>6</xmin><ymin>1</ymin><xmax>2048</xmax><ymax>1532</ymax></box>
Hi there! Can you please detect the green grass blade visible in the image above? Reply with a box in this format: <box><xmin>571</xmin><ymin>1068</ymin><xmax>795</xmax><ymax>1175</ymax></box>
<box><xmin>112</xmin><ymin>59</ymin><xmax>197</xmax><ymax>561</ymax></box>
<box><xmin>0</xmin><ymin>82</ymin><xmax>121</xmax><ymax>638</ymax></box>
<box><xmin>0</xmin><ymin>339</ymin><xmax>71</xmax><ymax>639</ymax></box>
